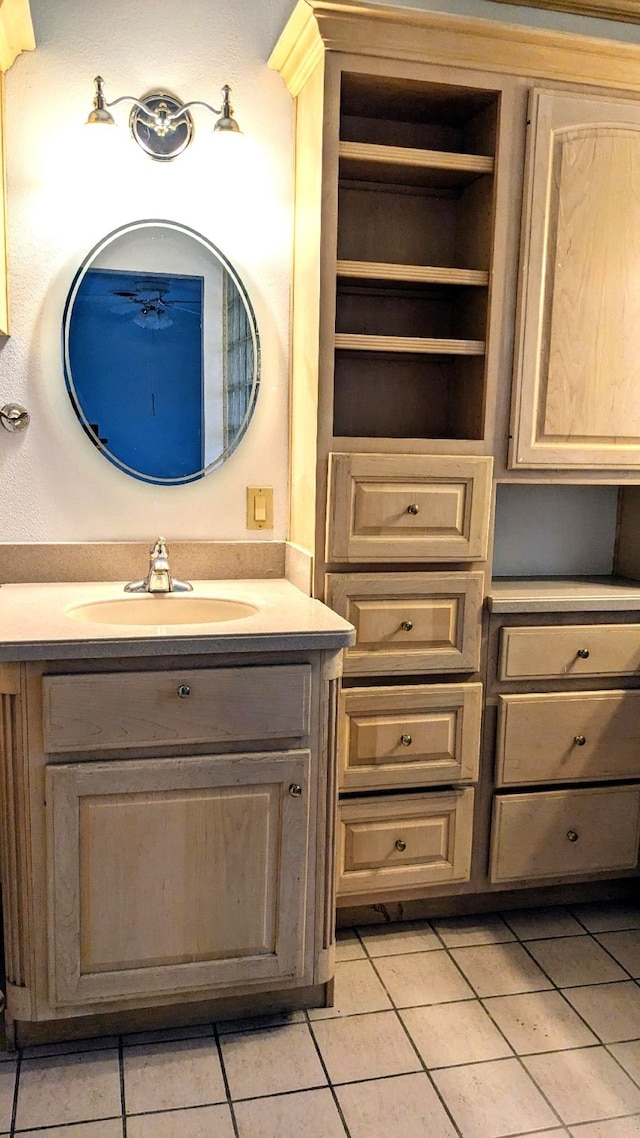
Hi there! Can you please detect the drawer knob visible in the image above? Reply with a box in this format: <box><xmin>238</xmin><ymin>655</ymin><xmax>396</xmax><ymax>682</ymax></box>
<box><xmin>407</xmin><ymin>503</ymin><xmax>420</xmax><ymax>516</ymax></box>
<box><xmin>289</xmin><ymin>783</ymin><xmax>303</xmax><ymax>798</ymax></box>
<box><xmin>577</xmin><ymin>648</ymin><xmax>590</xmax><ymax>659</ymax></box>
<box><xmin>567</xmin><ymin>830</ymin><xmax>580</xmax><ymax>842</ymax></box>
<box><xmin>395</xmin><ymin>838</ymin><xmax>407</xmax><ymax>852</ymax></box>
<box><xmin>574</xmin><ymin>734</ymin><xmax>586</xmax><ymax>746</ymax></box>
<box><xmin>176</xmin><ymin>684</ymin><xmax>191</xmax><ymax>698</ymax></box>
<box><xmin>400</xmin><ymin>734</ymin><xmax>412</xmax><ymax>747</ymax></box>
<box><xmin>400</xmin><ymin>620</ymin><xmax>413</xmax><ymax>632</ymax></box>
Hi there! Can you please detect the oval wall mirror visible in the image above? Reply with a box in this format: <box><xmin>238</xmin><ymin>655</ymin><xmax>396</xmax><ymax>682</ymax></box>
<box><xmin>62</xmin><ymin>220</ymin><xmax>260</xmax><ymax>485</ymax></box>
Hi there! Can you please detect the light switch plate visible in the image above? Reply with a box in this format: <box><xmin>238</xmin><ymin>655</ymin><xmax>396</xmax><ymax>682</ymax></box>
<box><xmin>247</xmin><ymin>486</ymin><xmax>274</xmax><ymax>530</ymax></box>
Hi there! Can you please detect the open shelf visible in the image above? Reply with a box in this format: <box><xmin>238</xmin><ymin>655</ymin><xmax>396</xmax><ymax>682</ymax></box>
<box><xmin>336</xmin><ymin>261</ymin><xmax>489</xmax><ymax>287</ymax></box>
<box><xmin>334</xmin><ymin>334</ymin><xmax>485</xmax><ymax>354</ymax></box>
<box><xmin>333</xmin><ymin>71</ymin><xmax>499</xmax><ymax>443</ymax></box>
<box><xmin>339</xmin><ymin>140</ymin><xmax>494</xmax><ymax>189</ymax></box>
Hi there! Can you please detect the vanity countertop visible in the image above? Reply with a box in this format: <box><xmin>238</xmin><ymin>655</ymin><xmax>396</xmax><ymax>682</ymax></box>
<box><xmin>0</xmin><ymin>579</ymin><xmax>355</xmax><ymax>661</ymax></box>
<box><xmin>489</xmin><ymin>575</ymin><xmax>640</xmax><ymax>614</ymax></box>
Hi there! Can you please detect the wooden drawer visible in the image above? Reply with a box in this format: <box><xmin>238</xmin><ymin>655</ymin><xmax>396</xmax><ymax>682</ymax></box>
<box><xmin>42</xmin><ymin>665</ymin><xmax>311</xmax><ymax>753</ymax></box>
<box><xmin>490</xmin><ymin>785</ymin><xmax>640</xmax><ymax>884</ymax></box>
<box><xmin>496</xmin><ymin>690</ymin><xmax>640</xmax><ymax>786</ymax></box>
<box><xmin>339</xmin><ymin>682</ymin><xmax>482</xmax><ymax>791</ymax></box>
<box><xmin>499</xmin><ymin>624</ymin><xmax>640</xmax><ymax>680</ymax></box>
<box><xmin>326</xmin><ymin>452</ymin><xmax>492</xmax><ymax>563</ymax></box>
<box><xmin>337</xmin><ymin>789</ymin><xmax>474</xmax><ymax>898</ymax></box>
<box><xmin>326</xmin><ymin>572</ymin><xmax>484</xmax><ymax>676</ymax></box>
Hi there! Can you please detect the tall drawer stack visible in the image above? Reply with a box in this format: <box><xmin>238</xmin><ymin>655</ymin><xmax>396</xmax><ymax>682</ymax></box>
<box><xmin>325</xmin><ymin>452</ymin><xmax>492</xmax><ymax>903</ymax></box>
<box><xmin>488</xmin><ymin>617</ymin><xmax>640</xmax><ymax>888</ymax></box>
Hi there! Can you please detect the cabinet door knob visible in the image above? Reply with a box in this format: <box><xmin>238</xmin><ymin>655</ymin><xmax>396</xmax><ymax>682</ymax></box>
<box><xmin>176</xmin><ymin>684</ymin><xmax>191</xmax><ymax>698</ymax></box>
<box><xmin>577</xmin><ymin>648</ymin><xmax>590</xmax><ymax>659</ymax></box>
<box><xmin>574</xmin><ymin>734</ymin><xmax>586</xmax><ymax>746</ymax></box>
<box><xmin>395</xmin><ymin>838</ymin><xmax>407</xmax><ymax>852</ymax></box>
<box><xmin>407</xmin><ymin>503</ymin><xmax>420</xmax><ymax>515</ymax></box>
<box><xmin>400</xmin><ymin>734</ymin><xmax>412</xmax><ymax>746</ymax></box>
<box><xmin>567</xmin><ymin>830</ymin><xmax>579</xmax><ymax>842</ymax></box>
<box><xmin>289</xmin><ymin>783</ymin><xmax>303</xmax><ymax>798</ymax></box>
<box><xmin>400</xmin><ymin>620</ymin><xmax>413</xmax><ymax>632</ymax></box>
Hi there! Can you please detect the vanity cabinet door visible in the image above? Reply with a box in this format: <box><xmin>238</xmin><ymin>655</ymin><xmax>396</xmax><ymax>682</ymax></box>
<box><xmin>511</xmin><ymin>88</ymin><xmax>640</xmax><ymax>469</ymax></box>
<box><xmin>46</xmin><ymin>751</ymin><xmax>310</xmax><ymax>1008</ymax></box>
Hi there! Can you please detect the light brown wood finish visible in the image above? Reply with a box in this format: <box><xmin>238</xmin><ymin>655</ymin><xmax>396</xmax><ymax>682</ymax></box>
<box><xmin>339</xmin><ymin>682</ymin><xmax>482</xmax><ymax>791</ymax></box>
<box><xmin>336</xmin><ymin>261</ymin><xmax>489</xmax><ymax>287</ymax></box>
<box><xmin>511</xmin><ymin>89</ymin><xmax>640</xmax><ymax>469</ymax></box>
<box><xmin>338</xmin><ymin>788</ymin><xmax>474</xmax><ymax>897</ymax></box>
<box><xmin>491</xmin><ymin>0</ymin><xmax>640</xmax><ymax>25</ymax></box>
<box><xmin>496</xmin><ymin>689</ymin><xmax>640</xmax><ymax>785</ymax></box>
<box><xmin>42</xmin><ymin>665</ymin><xmax>311</xmax><ymax>753</ymax></box>
<box><xmin>499</xmin><ymin>624</ymin><xmax>640</xmax><ymax>680</ymax></box>
<box><xmin>327</xmin><ymin>452</ymin><xmax>492</xmax><ymax>562</ymax></box>
<box><xmin>326</xmin><ymin>571</ymin><xmax>484</xmax><ymax>676</ymax></box>
<box><xmin>47</xmin><ymin>752</ymin><xmax>310</xmax><ymax>1006</ymax></box>
<box><xmin>490</xmin><ymin>785</ymin><xmax>640</xmax><ymax>883</ymax></box>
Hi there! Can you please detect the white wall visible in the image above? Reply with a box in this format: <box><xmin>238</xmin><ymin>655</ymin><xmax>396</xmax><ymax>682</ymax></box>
<box><xmin>2</xmin><ymin>0</ymin><xmax>640</xmax><ymax>542</ymax></box>
<box><xmin>0</xmin><ymin>0</ymin><xmax>295</xmax><ymax>541</ymax></box>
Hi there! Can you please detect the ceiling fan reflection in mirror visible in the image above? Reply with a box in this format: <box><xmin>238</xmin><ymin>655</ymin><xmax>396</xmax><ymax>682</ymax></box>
<box><xmin>109</xmin><ymin>276</ymin><xmax>202</xmax><ymax>330</ymax></box>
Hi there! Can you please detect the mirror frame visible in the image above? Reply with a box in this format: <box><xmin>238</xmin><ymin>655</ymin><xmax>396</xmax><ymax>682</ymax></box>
<box><xmin>62</xmin><ymin>219</ymin><xmax>261</xmax><ymax>485</ymax></box>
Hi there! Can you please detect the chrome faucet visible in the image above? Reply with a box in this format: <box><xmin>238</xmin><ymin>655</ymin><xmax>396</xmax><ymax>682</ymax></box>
<box><xmin>124</xmin><ymin>537</ymin><xmax>193</xmax><ymax>594</ymax></box>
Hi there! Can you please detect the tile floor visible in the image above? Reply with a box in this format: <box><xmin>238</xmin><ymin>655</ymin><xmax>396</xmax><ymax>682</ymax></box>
<box><xmin>2</xmin><ymin>901</ymin><xmax>640</xmax><ymax>1136</ymax></box>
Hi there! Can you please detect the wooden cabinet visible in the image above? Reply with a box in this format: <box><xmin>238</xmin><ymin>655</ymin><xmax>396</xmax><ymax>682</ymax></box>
<box><xmin>47</xmin><ymin>751</ymin><xmax>310</xmax><ymax>1007</ymax></box>
<box><xmin>490</xmin><ymin>785</ymin><xmax>640</xmax><ymax>884</ymax></box>
<box><xmin>488</xmin><ymin>605</ymin><xmax>640</xmax><ymax>892</ymax></box>
<box><xmin>511</xmin><ymin>88</ymin><xmax>640</xmax><ymax>469</ymax></box>
<box><xmin>272</xmin><ymin>2</ymin><xmax>640</xmax><ymax>914</ymax></box>
<box><xmin>0</xmin><ymin>644</ymin><xmax>344</xmax><ymax>1043</ymax></box>
<box><xmin>337</xmin><ymin>789</ymin><xmax>474</xmax><ymax>900</ymax></box>
<box><xmin>0</xmin><ymin>0</ymin><xmax>35</xmax><ymax>335</ymax></box>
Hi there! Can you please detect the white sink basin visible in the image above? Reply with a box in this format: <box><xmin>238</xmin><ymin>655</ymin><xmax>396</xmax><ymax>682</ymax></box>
<box><xmin>66</xmin><ymin>595</ymin><xmax>258</xmax><ymax>627</ymax></box>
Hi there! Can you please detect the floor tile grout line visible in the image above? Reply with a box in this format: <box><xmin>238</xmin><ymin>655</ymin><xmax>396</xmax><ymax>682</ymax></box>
<box><xmin>213</xmin><ymin>1022</ymin><xmax>240</xmax><ymax>1138</ymax></box>
<box><xmin>361</xmin><ymin>947</ymin><xmax>465</xmax><ymax>1138</ymax></box>
<box><xmin>566</xmin><ymin>904</ymin><xmax>640</xmax><ymax>937</ymax></box>
<box><xmin>590</xmin><ymin>930</ymin><xmax>640</xmax><ymax>982</ymax></box>
<box><xmin>8</xmin><ymin>1050</ymin><xmax>20</xmax><ymax>1138</ymax></box>
<box><xmin>303</xmin><ymin>1009</ymin><xmax>352</xmax><ymax>1138</ymax></box>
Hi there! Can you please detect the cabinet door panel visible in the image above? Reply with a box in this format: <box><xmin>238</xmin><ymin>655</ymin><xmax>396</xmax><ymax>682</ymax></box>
<box><xmin>339</xmin><ymin>682</ymin><xmax>482</xmax><ymax>791</ymax></box>
<box><xmin>47</xmin><ymin>752</ymin><xmax>310</xmax><ymax>1007</ymax></box>
<box><xmin>326</xmin><ymin>571</ymin><xmax>483</xmax><ymax>675</ymax></box>
<box><xmin>327</xmin><ymin>453</ymin><xmax>492</xmax><ymax>562</ymax></box>
<box><xmin>511</xmin><ymin>89</ymin><xmax>640</xmax><ymax>468</ymax></box>
<box><xmin>490</xmin><ymin>785</ymin><xmax>640</xmax><ymax>883</ymax></box>
<box><xmin>496</xmin><ymin>689</ymin><xmax>640</xmax><ymax>786</ymax></box>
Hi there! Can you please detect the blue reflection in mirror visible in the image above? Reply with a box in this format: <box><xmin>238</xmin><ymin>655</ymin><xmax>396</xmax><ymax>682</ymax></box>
<box><xmin>62</xmin><ymin>221</ymin><xmax>260</xmax><ymax>485</ymax></box>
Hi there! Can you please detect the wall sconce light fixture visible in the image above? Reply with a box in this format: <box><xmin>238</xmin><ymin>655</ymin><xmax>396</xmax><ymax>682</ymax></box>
<box><xmin>86</xmin><ymin>76</ymin><xmax>241</xmax><ymax>161</ymax></box>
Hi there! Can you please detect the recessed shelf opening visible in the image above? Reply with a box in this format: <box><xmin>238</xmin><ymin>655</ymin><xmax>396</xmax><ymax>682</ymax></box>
<box><xmin>334</xmin><ymin>70</ymin><xmax>499</xmax><ymax>445</ymax></box>
<box><xmin>492</xmin><ymin>483</ymin><xmax>640</xmax><ymax>590</ymax></box>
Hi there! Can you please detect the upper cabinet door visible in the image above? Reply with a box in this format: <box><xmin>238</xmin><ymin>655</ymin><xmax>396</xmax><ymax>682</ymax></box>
<box><xmin>510</xmin><ymin>89</ymin><xmax>640</xmax><ymax>469</ymax></box>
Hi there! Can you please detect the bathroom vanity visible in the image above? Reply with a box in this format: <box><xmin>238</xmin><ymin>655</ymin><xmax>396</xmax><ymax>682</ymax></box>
<box><xmin>0</xmin><ymin>578</ymin><xmax>354</xmax><ymax>1046</ymax></box>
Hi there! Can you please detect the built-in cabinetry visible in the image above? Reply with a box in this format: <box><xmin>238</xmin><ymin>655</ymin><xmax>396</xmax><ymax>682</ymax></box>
<box><xmin>0</xmin><ymin>0</ymin><xmax>34</xmax><ymax>334</ymax></box>
<box><xmin>0</xmin><ymin>623</ymin><xmax>349</xmax><ymax>1046</ymax></box>
<box><xmin>511</xmin><ymin>88</ymin><xmax>640</xmax><ymax>469</ymax></box>
<box><xmin>271</xmin><ymin>0</ymin><xmax>640</xmax><ymax>916</ymax></box>
<box><xmin>487</xmin><ymin>598</ymin><xmax>640</xmax><ymax>888</ymax></box>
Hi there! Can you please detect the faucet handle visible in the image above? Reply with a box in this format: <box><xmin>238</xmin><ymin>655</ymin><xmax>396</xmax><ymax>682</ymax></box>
<box><xmin>150</xmin><ymin>537</ymin><xmax>168</xmax><ymax>558</ymax></box>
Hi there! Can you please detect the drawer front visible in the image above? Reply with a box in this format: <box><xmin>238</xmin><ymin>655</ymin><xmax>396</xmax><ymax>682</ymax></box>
<box><xmin>327</xmin><ymin>452</ymin><xmax>492</xmax><ymax>562</ymax></box>
<box><xmin>326</xmin><ymin>572</ymin><xmax>484</xmax><ymax>676</ymax></box>
<box><xmin>340</xmin><ymin>682</ymin><xmax>482</xmax><ymax>791</ymax></box>
<box><xmin>496</xmin><ymin>690</ymin><xmax>640</xmax><ymax>786</ymax></box>
<box><xmin>42</xmin><ymin>665</ymin><xmax>311</xmax><ymax>753</ymax></box>
<box><xmin>337</xmin><ymin>789</ymin><xmax>474</xmax><ymax>897</ymax></box>
<box><xmin>499</xmin><ymin>624</ymin><xmax>640</xmax><ymax>680</ymax></box>
<box><xmin>490</xmin><ymin>785</ymin><xmax>640</xmax><ymax>884</ymax></box>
